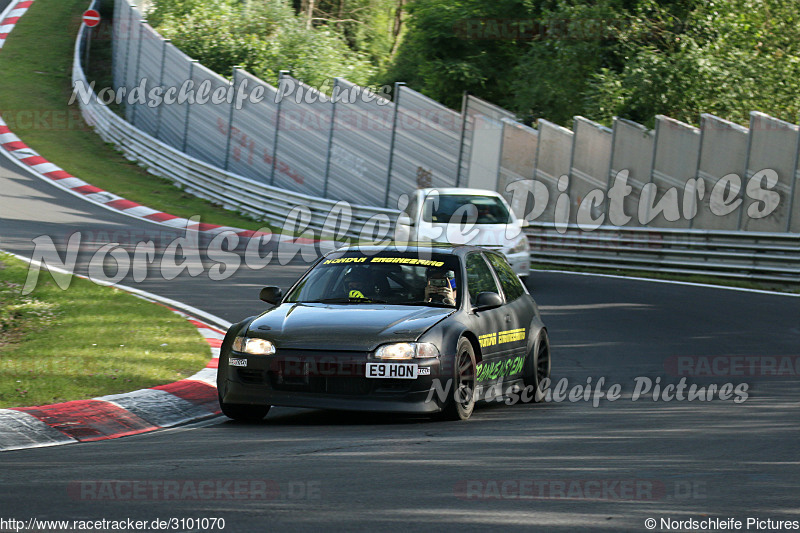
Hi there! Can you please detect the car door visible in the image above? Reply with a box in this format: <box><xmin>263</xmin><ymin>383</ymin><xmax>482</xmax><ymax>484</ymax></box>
<box><xmin>464</xmin><ymin>252</ymin><xmax>517</xmax><ymax>386</ymax></box>
<box><xmin>484</xmin><ymin>252</ymin><xmax>534</xmax><ymax>383</ymax></box>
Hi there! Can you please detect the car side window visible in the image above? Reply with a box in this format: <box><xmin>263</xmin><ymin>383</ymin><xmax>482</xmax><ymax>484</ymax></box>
<box><xmin>466</xmin><ymin>253</ymin><xmax>500</xmax><ymax>306</ymax></box>
<box><xmin>486</xmin><ymin>253</ymin><xmax>525</xmax><ymax>302</ymax></box>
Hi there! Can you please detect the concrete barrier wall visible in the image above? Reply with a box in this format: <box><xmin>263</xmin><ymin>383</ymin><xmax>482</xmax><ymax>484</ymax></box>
<box><xmin>693</xmin><ymin>114</ymin><xmax>749</xmax><ymax>230</ymax></box>
<box><xmin>742</xmin><ymin>112</ymin><xmax>799</xmax><ymax>232</ymax></box>
<box><xmin>498</xmin><ymin>120</ymin><xmax>538</xmax><ymax>220</ymax></box>
<box><xmin>648</xmin><ymin>116</ymin><xmax>701</xmax><ymax>229</ymax></box>
<box><xmin>534</xmin><ymin>119</ymin><xmax>573</xmax><ymax>224</ymax></box>
<box><xmin>570</xmin><ymin>117</ymin><xmax>611</xmax><ymax>224</ymax></box>
<box><xmin>461</xmin><ymin>95</ymin><xmax>515</xmax><ymax>187</ymax></box>
<box><xmin>608</xmin><ymin>118</ymin><xmax>654</xmax><ymax>227</ymax></box>
<box><xmin>388</xmin><ymin>85</ymin><xmax>461</xmax><ymax>206</ymax></box>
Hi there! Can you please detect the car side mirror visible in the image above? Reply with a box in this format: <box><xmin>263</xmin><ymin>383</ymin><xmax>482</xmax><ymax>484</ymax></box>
<box><xmin>474</xmin><ymin>291</ymin><xmax>504</xmax><ymax>311</ymax></box>
<box><xmin>397</xmin><ymin>213</ymin><xmax>415</xmax><ymax>227</ymax></box>
<box><xmin>259</xmin><ymin>286</ymin><xmax>282</xmax><ymax>305</ymax></box>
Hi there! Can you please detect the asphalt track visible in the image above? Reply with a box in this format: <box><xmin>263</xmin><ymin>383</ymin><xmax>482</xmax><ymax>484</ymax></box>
<box><xmin>2</xmin><ymin>139</ymin><xmax>800</xmax><ymax>531</ymax></box>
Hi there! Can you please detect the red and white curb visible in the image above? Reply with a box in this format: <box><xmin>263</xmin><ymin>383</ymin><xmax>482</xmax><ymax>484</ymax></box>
<box><xmin>0</xmin><ymin>0</ymin><xmax>321</xmax><ymax>246</ymax></box>
<box><xmin>0</xmin><ymin>0</ymin><xmax>33</xmax><ymax>47</ymax></box>
<box><xmin>0</xmin><ymin>302</ymin><xmax>226</xmax><ymax>452</ymax></box>
<box><xmin>0</xmin><ymin>108</ymin><xmax>302</xmax><ymax>242</ymax></box>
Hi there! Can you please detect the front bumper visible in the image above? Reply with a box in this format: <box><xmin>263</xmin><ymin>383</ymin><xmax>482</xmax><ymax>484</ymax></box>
<box><xmin>218</xmin><ymin>350</ymin><xmax>448</xmax><ymax>414</ymax></box>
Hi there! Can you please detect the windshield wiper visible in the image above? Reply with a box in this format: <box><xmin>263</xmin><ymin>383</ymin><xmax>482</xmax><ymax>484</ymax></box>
<box><xmin>304</xmin><ymin>297</ymin><xmax>388</xmax><ymax>304</ymax></box>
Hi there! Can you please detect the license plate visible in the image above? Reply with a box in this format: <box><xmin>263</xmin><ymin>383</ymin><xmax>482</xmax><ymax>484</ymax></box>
<box><xmin>366</xmin><ymin>363</ymin><xmax>418</xmax><ymax>379</ymax></box>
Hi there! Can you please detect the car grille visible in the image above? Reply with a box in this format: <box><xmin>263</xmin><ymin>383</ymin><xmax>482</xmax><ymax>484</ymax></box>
<box><xmin>324</xmin><ymin>377</ymin><xmax>372</xmax><ymax>395</ymax></box>
<box><xmin>248</xmin><ymin>351</ymin><xmax>415</xmax><ymax>396</ymax></box>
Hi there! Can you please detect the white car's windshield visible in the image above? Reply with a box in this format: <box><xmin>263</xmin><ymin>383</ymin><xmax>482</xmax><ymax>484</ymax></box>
<box><xmin>284</xmin><ymin>252</ymin><xmax>462</xmax><ymax>308</ymax></box>
<box><xmin>422</xmin><ymin>194</ymin><xmax>512</xmax><ymax>224</ymax></box>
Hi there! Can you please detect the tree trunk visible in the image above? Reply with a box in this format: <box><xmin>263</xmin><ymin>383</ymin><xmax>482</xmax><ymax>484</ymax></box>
<box><xmin>390</xmin><ymin>0</ymin><xmax>406</xmax><ymax>57</ymax></box>
<box><xmin>306</xmin><ymin>0</ymin><xmax>315</xmax><ymax>30</ymax></box>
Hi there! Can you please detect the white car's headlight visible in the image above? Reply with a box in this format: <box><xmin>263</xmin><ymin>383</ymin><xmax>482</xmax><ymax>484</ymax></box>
<box><xmin>375</xmin><ymin>342</ymin><xmax>440</xmax><ymax>360</ymax></box>
<box><xmin>507</xmin><ymin>235</ymin><xmax>529</xmax><ymax>255</ymax></box>
<box><xmin>232</xmin><ymin>336</ymin><xmax>276</xmax><ymax>355</ymax></box>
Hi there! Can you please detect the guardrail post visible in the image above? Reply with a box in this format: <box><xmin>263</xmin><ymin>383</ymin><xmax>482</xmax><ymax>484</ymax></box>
<box><xmin>566</xmin><ymin>116</ymin><xmax>581</xmax><ymax>225</ymax></box>
<box><xmin>738</xmin><ymin>113</ymin><xmax>756</xmax><ymax>230</ymax></box>
<box><xmin>270</xmin><ymin>70</ymin><xmax>290</xmax><ymax>185</ymax></box>
<box><xmin>603</xmin><ymin>117</ymin><xmax>619</xmax><ymax>224</ymax></box>
<box><xmin>181</xmin><ymin>59</ymin><xmax>198</xmax><ymax>153</ymax></box>
<box><xmin>786</xmin><ymin>125</ymin><xmax>800</xmax><ymax>232</ymax></box>
<box><xmin>384</xmin><ymin>82</ymin><xmax>405</xmax><ymax>208</ymax></box>
<box><xmin>130</xmin><ymin>20</ymin><xmax>145</xmax><ymax>127</ymax></box>
<box><xmin>643</xmin><ymin>117</ymin><xmax>662</xmax><ymax>225</ymax></box>
<box><xmin>531</xmin><ymin>118</ymin><xmax>543</xmax><ymax>221</ymax></box>
<box><xmin>495</xmin><ymin>118</ymin><xmax>506</xmax><ymax>192</ymax></box>
<box><xmin>223</xmin><ymin>66</ymin><xmax>240</xmax><ymax>171</ymax></box>
<box><xmin>456</xmin><ymin>91</ymin><xmax>469</xmax><ymax>187</ymax></box>
<box><xmin>322</xmin><ymin>77</ymin><xmax>340</xmax><ymax>198</ymax></box>
<box><xmin>120</xmin><ymin>1</ymin><xmax>133</xmax><ymax>99</ymax></box>
<box><xmin>689</xmin><ymin>115</ymin><xmax>708</xmax><ymax>230</ymax></box>
<box><xmin>154</xmin><ymin>38</ymin><xmax>169</xmax><ymax>141</ymax></box>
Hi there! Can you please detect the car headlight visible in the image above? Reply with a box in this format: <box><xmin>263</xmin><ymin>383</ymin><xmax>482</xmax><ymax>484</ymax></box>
<box><xmin>507</xmin><ymin>235</ymin><xmax>529</xmax><ymax>255</ymax></box>
<box><xmin>232</xmin><ymin>336</ymin><xmax>276</xmax><ymax>355</ymax></box>
<box><xmin>375</xmin><ymin>342</ymin><xmax>440</xmax><ymax>360</ymax></box>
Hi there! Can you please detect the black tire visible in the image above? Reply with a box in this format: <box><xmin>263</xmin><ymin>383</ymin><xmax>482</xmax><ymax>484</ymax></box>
<box><xmin>522</xmin><ymin>330</ymin><xmax>551</xmax><ymax>403</ymax></box>
<box><xmin>219</xmin><ymin>393</ymin><xmax>270</xmax><ymax>422</ymax></box>
<box><xmin>440</xmin><ymin>338</ymin><xmax>477</xmax><ymax>421</ymax></box>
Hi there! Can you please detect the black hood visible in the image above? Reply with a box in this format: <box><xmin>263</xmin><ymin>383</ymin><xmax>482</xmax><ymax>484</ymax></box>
<box><xmin>246</xmin><ymin>303</ymin><xmax>454</xmax><ymax>351</ymax></box>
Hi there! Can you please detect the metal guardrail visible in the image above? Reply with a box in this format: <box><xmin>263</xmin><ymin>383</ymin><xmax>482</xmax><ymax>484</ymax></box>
<box><xmin>525</xmin><ymin>222</ymin><xmax>800</xmax><ymax>284</ymax></box>
<box><xmin>73</xmin><ymin>25</ymin><xmax>399</xmax><ymax>240</ymax></box>
<box><xmin>73</xmin><ymin>13</ymin><xmax>799</xmax><ymax>283</ymax></box>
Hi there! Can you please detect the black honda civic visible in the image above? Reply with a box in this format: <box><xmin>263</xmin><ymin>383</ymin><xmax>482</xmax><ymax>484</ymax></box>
<box><xmin>217</xmin><ymin>245</ymin><xmax>550</xmax><ymax>421</ymax></box>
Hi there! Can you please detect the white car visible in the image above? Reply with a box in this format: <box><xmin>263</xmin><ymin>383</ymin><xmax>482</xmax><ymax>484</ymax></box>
<box><xmin>396</xmin><ymin>188</ymin><xmax>531</xmax><ymax>280</ymax></box>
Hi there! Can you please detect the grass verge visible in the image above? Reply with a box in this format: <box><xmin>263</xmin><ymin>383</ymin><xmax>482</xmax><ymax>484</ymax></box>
<box><xmin>0</xmin><ymin>0</ymin><xmax>269</xmax><ymax>232</ymax></box>
<box><xmin>0</xmin><ymin>253</ymin><xmax>211</xmax><ymax>408</ymax></box>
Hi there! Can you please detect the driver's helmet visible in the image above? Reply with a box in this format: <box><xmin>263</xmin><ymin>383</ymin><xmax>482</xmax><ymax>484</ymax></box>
<box><xmin>426</xmin><ymin>268</ymin><xmax>456</xmax><ymax>290</ymax></box>
<box><xmin>343</xmin><ymin>266</ymin><xmax>370</xmax><ymax>298</ymax></box>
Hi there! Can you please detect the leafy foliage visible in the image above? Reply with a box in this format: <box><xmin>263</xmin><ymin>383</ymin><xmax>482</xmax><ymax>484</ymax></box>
<box><xmin>311</xmin><ymin>0</ymin><xmax>407</xmax><ymax>69</ymax></box>
<box><xmin>148</xmin><ymin>0</ymin><xmax>377</xmax><ymax>86</ymax></box>
<box><xmin>148</xmin><ymin>0</ymin><xmax>800</xmax><ymax>126</ymax></box>
<box><xmin>385</xmin><ymin>0</ymin><xmax>800</xmax><ymax>127</ymax></box>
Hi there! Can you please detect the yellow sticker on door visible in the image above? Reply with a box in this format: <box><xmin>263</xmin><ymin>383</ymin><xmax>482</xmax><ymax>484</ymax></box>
<box><xmin>479</xmin><ymin>328</ymin><xmax>525</xmax><ymax>348</ymax></box>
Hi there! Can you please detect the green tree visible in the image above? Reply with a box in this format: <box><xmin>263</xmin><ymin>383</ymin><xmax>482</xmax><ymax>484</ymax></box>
<box><xmin>148</xmin><ymin>0</ymin><xmax>376</xmax><ymax>86</ymax></box>
<box><xmin>382</xmin><ymin>0</ymin><xmax>531</xmax><ymax>110</ymax></box>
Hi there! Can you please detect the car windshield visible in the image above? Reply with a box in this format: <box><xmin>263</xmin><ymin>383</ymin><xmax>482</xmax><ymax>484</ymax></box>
<box><xmin>422</xmin><ymin>194</ymin><xmax>512</xmax><ymax>224</ymax></box>
<box><xmin>284</xmin><ymin>252</ymin><xmax>462</xmax><ymax>308</ymax></box>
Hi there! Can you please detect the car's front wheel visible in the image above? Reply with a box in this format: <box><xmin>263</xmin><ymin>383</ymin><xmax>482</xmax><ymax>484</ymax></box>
<box><xmin>440</xmin><ymin>338</ymin><xmax>477</xmax><ymax>421</ymax></box>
